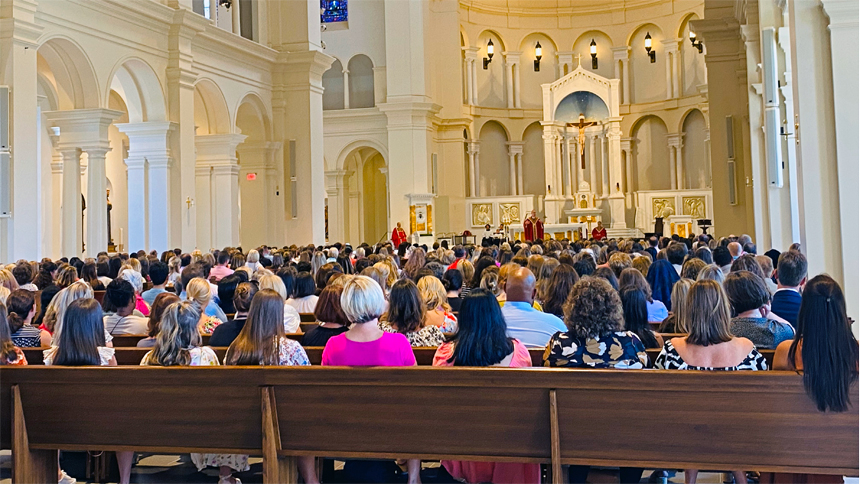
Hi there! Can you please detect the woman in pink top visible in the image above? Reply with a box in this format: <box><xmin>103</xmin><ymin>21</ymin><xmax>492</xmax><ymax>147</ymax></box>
<box><xmin>321</xmin><ymin>276</ymin><xmax>419</xmax><ymax>483</ymax></box>
<box><xmin>432</xmin><ymin>288</ymin><xmax>538</xmax><ymax>483</ymax></box>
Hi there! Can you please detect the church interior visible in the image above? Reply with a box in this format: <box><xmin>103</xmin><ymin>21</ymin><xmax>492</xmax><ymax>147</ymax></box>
<box><xmin>0</xmin><ymin>0</ymin><xmax>858</xmax><ymax>483</ymax></box>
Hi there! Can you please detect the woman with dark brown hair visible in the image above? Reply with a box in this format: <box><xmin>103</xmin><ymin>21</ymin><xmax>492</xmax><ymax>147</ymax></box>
<box><xmin>380</xmin><ymin>279</ymin><xmax>444</xmax><ymax>347</ymax></box>
<box><xmin>7</xmin><ymin>289</ymin><xmax>50</xmax><ymax>347</ymax></box>
<box><xmin>302</xmin><ymin>285</ymin><xmax>349</xmax><ymax>347</ymax></box>
<box><xmin>538</xmin><ymin>264</ymin><xmax>579</xmax><ymax>319</ymax></box>
<box><xmin>80</xmin><ymin>260</ymin><xmax>105</xmax><ymax>290</ymax></box>
<box><xmin>0</xmin><ymin>303</ymin><xmax>27</xmax><ymax>365</ymax></box>
<box><xmin>136</xmin><ymin>292</ymin><xmax>181</xmax><ymax>348</ymax></box>
<box><xmin>618</xmin><ymin>268</ymin><xmax>668</xmax><ymax>323</ymax></box>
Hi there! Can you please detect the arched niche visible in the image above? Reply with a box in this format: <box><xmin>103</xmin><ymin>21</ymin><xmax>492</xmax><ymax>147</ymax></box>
<box><xmin>681</xmin><ymin>109</ymin><xmax>709</xmax><ymax>189</ymax></box>
<box><xmin>628</xmin><ymin>24</ymin><xmax>666</xmax><ymax>104</ymax></box>
<box><xmin>235</xmin><ymin>93</ymin><xmax>271</xmax><ymax>142</ymax></box>
<box><xmin>541</xmin><ymin>64</ymin><xmax>620</xmax><ymax>124</ymax></box>
<box><xmin>323</xmin><ymin>59</ymin><xmax>345</xmax><ymax>111</ymax></box>
<box><xmin>348</xmin><ymin>54</ymin><xmax>375</xmax><ymax>109</ymax></box>
<box><xmin>477</xmin><ymin>120</ymin><xmax>510</xmax><ymax>196</ymax></box>
<box><xmin>518</xmin><ymin>33</ymin><xmax>557</xmax><ymax>109</ymax></box>
<box><xmin>572</xmin><ymin>31</ymin><xmax>614</xmax><ymax>80</ymax></box>
<box><xmin>555</xmin><ymin>91</ymin><xmax>610</xmax><ymax>124</ymax></box>
<box><xmin>522</xmin><ymin>122</ymin><xmax>546</xmax><ymax>196</ymax></box>
<box><xmin>107</xmin><ymin>58</ymin><xmax>166</xmax><ymax>123</ymax></box>
<box><xmin>340</xmin><ymin>146</ymin><xmax>388</xmax><ymax>244</ymax></box>
<box><xmin>475</xmin><ymin>30</ymin><xmax>507</xmax><ymax>108</ymax></box>
<box><xmin>631</xmin><ymin>115</ymin><xmax>670</xmax><ymax>191</ymax></box>
<box><xmin>680</xmin><ymin>14</ymin><xmax>707</xmax><ymax>97</ymax></box>
<box><xmin>37</xmin><ymin>37</ymin><xmax>100</xmax><ymax>110</ymax></box>
<box><xmin>193</xmin><ymin>79</ymin><xmax>231</xmax><ymax>134</ymax></box>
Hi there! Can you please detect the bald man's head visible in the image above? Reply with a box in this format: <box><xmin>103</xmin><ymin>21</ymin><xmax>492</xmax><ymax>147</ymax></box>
<box><xmin>728</xmin><ymin>242</ymin><xmax>743</xmax><ymax>258</ymax></box>
<box><xmin>504</xmin><ymin>267</ymin><xmax>536</xmax><ymax>304</ymax></box>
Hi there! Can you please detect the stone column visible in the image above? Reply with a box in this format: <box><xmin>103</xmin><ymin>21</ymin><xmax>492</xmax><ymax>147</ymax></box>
<box><xmin>83</xmin><ymin>147</ymin><xmax>111</xmax><ymax>255</ymax></box>
<box><xmin>601</xmin><ymin>133</ymin><xmax>610</xmax><ymax>197</ymax></box>
<box><xmin>168</xmin><ymin>9</ymin><xmax>209</xmax><ymax>250</ymax></box>
<box><xmin>462</xmin><ymin>48</ymin><xmax>476</xmax><ymax>105</ymax></box>
<box><xmin>561</xmin><ymin>133</ymin><xmax>571</xmax><ymax>196</ymax></box>
<box><xmin>467</xmin><ymin>141</ymin><xmax>479</xmax><ymax>197</ymax></box>
<box><xmin>342</xmin><ymin>68</ymin><xmax>350</xmax><ymax>109</ymax></box>
<box><xmin>116</xmin><ymin>121</ymin><xmax>176</xmax><ymax>253</ymax></box>
<box><xmin>541</xmin><ymin>123</ymin><xmax>557</xmax><ymax>197</ymax></box>
<box><xmin>554</xmin><ymin>135</ymin><xmax>563</xmax><ymax>199</ymax></box>
<box><xmin>612</xmin><ymin>47</ymin><xmax>631</xmax><ymax>104</ymax></box>
<box><xmin>588</xmin><ymin>131</ymin><xmax>597</xmax><ymax>192</ymax></box>
<box><xmin>324</xmin><ymin>170</ymin><xmax>348</xmax><ymax>244</ymax></box>
<box><xmin>507</xmin><ymin>145</ymin><xmax>517</xmax><ymax>195</ymax></box>
<box><xmin>620</xmin><ymin>138</ymin><xmax>633</xmax><ymax>193</ymax></box>
<box><xmin>231</xmin><ymin>0</ymin><xmax>241</xmax><ymax>35</ymax></box>
<box><xmin>195</xmin><ymin>134</ymin><xmax>246</xmax><ymax>250</ymax></box>
<box><xmin>60</xmin><ymin>148</ymin><xmax>82</xmax><ymax>257</ymax></box>
<box><xmin>512</xmin><ymin>58</ymin><xmax>522</xmax><ymax>109</ymax></box>
<box><xmin>517</xmin><ymin>152</ymin><xmax>524</xmax><ymax>195</ymax></box>
<box><xmin>0</xmin><ymin>0</ymin><xmax>42</xmax><ymax>261</ymax></box>
<box><xmin>667</xmin><ymin>134</ymin><xmax>679</xmax><ymax>190</ymax></box>
<box><xmin>503</xmin><ymin>52</ymin><xmax>517</xmax><ymax>109</ymax></box>
<box><xmin>607</xmin><ymin>119</ymin><xmax>626</xmax><ymax>228</ymax></box>
<box><xmin>822</xmin><ymin>0</ymin><xmax>859</xmax><ymax>322</ymax></box>
<box><xmin>662</xmin><ymin>40</ymin><xmax>678</xmax><ymax>99</ymax></box>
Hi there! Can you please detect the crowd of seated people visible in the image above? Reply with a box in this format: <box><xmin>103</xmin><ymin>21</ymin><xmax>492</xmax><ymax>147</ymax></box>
<box><xmin>0</xmin><ymin>235</ymin><xmax>856</xmax><ymax>484</ymax></box>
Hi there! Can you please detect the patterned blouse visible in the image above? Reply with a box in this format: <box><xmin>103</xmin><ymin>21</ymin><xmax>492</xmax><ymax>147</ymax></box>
<box><xmin>729</xmin><ymin>317</ymin><xmax>795</xmax><ymax>350</ymax></box>
<box><xmin>11</xmin><ymin>325</ymin><xmax>42</xmax><ymax>347</ymax></box>
<box><xmin>140</xmin><ymin>346</ymin><xmax>220</xmax><ymax>366</ymax></box>
<box><xmin>543</xmin><ymin>330</ymin><xmax>649</xmax><ymax>369</ymax></box>
<box><xmin>278</xmin><ymin>337</ymin><xmax>311</xmax><ymax>366</ymax></box>
<box><xmin>654</xmin><ymin>339</ymin><xmax>768</xmax><ymax>371</ymax></box>
<box><xmin>379</xmin><ymin>321</ymin><xmax>446</xmax><ymax>347</ymax></box>
<box><xmin>198</xmin><ymin>316</ymin><xmax>223</xmax><ymax>336</ymax></box>
<box><xmin>3</xmin><ymin>347</ymin><xmax>27</xmax><ymax>365</ymax></box>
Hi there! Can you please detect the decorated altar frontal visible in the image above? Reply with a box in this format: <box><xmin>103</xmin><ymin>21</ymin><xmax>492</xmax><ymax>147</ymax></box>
<box><xmin>508</xmin><ymin>222</ymin><xmax>588</xmax><ymax>242</ymax></box>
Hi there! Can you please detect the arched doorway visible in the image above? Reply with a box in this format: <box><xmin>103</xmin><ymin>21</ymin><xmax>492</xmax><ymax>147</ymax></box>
<box><xmin>340</xmin><ymin>146</ymin><xmax>388</xmax><ymax>245</ymax></box>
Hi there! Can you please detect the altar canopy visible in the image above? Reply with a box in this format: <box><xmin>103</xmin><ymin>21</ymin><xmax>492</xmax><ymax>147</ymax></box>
<box><xmin>540</xmin><ymin>62</ymin><xmax>625</xmax><ymax>230</ymax></box>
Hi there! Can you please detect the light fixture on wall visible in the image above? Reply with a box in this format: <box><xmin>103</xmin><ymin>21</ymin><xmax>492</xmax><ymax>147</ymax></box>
<box><xmin>483</xmin><ymin>39</ymin><xmax>494</xmax><ymax>69</ymax></box>
<box><xmin>689</xmin><ymin>30</ymin><xmax>704</xmax><ymax>53</ymax></box>
<box><xmin>590</xmin><ymin>39</ymin><xmax>598</xmax><ymax>69</ymax></box>
<box><xmin>219</xmin><ymin>0</ymin><xmax>231</xmax><ymax>8</ymax></box>
<box><xmin>534</xmin><ymin>41</ymin><xmax>542</xmax><ymax>71</ymax></box>
<box><xmin>644</xmin><ymin>32</ymin><xmax>656</xmax><ymax>63</ymax></box>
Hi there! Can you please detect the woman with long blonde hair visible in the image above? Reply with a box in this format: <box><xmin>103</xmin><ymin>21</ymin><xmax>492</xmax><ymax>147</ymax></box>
<box><xmin>184</xmin><ymin>277</ymin><xmax>223</xmax><ymax>334</ymax></box>
<box><xmin>418</xmin><ymin>275</ymin><xmax>457</xmax><ymax>333</ymax></box>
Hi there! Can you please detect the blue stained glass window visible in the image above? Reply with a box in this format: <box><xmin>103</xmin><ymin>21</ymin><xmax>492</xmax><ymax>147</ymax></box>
<box><xmin>321</xmin><ymin>0</ymin><xmax>348</xmax><ymax>23</ymax></box>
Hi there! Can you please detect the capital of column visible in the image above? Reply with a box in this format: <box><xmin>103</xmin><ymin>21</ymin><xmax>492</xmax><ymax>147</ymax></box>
<box><xmin>506</xmin><ymin>141</ymin><xmax>524</xmax><ymax>155</ymax></box>
<box><xmin>503</xmin><ymin>51</ymin><xmax>522</xmax><ymax>66</ymax></box>
<box><xmin>661</xmin><ymin>39</ymin><xmax>681</xmax><ymax>53</ymax></box>
<box><xmin>2</xmin><ymin>0</ymin><xmax>43</xmax><ymax>49</ymax></box>
<box><xmin>620</xmin><ymin>137</ymin><xmax>634</xmax><ymax>151</ymax></box>
<box><xmin>45</xmin><ymin>109</ymin><xmax>124</xmax><ymax>151</ymax></box>
<box><xmin>211</xmin><ymin>164</ymin><xmax>241</xmax><ymax>176</ymax></box>
<box><xmin>666</xmin><ymin>133</ymin><xmax>683</xmax><ymax>149</ymax></box>
<box><xmin>195</xmin><ymin>133</ymin><xmax>248</xmax><ymax>165</ymax></box>
<box><xmin>467</xmin><ymin>140</ymin><xmax>480</xmax><ymax>154</ymax></box>
<box><xmin>82</xmin><ymin>147</ymin><xmax>111</xmax><ymax>160</ymax></box>
<box><xmin>325</xmin><ymin>169</ymin><xmax>350</xmax><ymax>187</ymax></box>
<box><xmin>611</xmin><ymin>46</ymin><xmax>631</xmax><ymax>61</ymax></box>
<box><xmin>463</xmin><ymin>47</ymin><xmax>479</xmax><ymax>60</ymax></box>
<box><xmin>277</xmin><ymin>50</ymin><xmax>337</xmax><ymax>92</ymax></box>
<box><xmin>821</xmin><ymin>0</ymin><xmax>859</xmax><ymax>30</ymax></box>
<box><xmin>50</xmin><ymin>162</ymin><xmax>64</xmax><ymax>174</ymax></box>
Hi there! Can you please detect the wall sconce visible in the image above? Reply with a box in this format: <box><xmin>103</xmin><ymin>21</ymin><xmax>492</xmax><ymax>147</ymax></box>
<box><xmin>219</xmin><ymin>0</ymin><xmax>232</xmax><ymax>8</ymax></box>
<box><xmin>590</xmin><ymin>39</ymin><xmax>598</xmax><ymax>69</ymax></box>
<box><xmin>483</xmin><ymin>39</ymin><xmax>494</xmax><ymax>69</ymax></box>
<box><xmin>644</xmin><ymin>32</ymin><xmax>656</xmax><ymax>63</ymax></box>
<box><xmin>689</xmin><ymin>30</ymin><xmax>703</xmax><ymax>53</ymax></box>
<box><xmin>534</xmin><ymin>41</ymin><xmax>542</xmax><ymax>71</ymax></box>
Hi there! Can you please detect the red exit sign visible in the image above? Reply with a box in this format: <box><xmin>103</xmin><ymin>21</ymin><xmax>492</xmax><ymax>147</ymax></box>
<box><xmin>246</xmin><ymin>173</ymin><xmax>257</xmax><ymax>181</ymax></box>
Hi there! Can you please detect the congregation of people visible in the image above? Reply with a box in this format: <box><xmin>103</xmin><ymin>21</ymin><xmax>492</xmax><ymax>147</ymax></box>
<box><xmin>0</xmin><ymin>233</ymin><xmax>856</xmax><ymax>484</ymax></box>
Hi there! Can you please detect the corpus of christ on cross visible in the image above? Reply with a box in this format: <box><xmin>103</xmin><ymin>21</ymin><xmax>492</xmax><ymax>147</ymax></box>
<box><xmin>567</xmin><ymin>113</ymin><xmax>598</xmax><ymax>170</ymax></box>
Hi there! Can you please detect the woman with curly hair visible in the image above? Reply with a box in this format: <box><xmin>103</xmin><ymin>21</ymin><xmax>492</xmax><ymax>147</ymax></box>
<box><xmin>543</xmin><ymin>276</ymin><xmax>649</xmax><ymax>484</ymax></box>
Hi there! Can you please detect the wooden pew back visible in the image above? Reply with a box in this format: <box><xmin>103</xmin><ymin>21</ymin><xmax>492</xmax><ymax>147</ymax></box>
<box><xmin>1</xmin><ymin>366</ymin><xmax>856</xmax><ymax>483</ymax></box>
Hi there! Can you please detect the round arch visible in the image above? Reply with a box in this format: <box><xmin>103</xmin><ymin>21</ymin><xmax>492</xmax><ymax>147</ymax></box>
<box><xmin>476</xmin><ymin>29</ymin><xmax>506</xmax><ymax>51</ymax></box>
<box><xmin>515</xmin><ymin>31</ymin><xmax>558</xmax><ymax>53</ymax></box>
<box><xmin>626</xmin><ymin>22</ymin><xmax>663</xmax><ymax>47</ymax></box>
<box><xmin>573</xmin><ymin>29</ymin><xmax>614</xmax><ymax>50</ymax></box>
<box><xmin>629</xmin><ymin>113</ymin><xmax>671</xmax><ymax>138</ymax></box>
<box><xmin>678</xmin><ymin>106</ymin><xmax>708</xmax><ymax>132</ymax></box>
<box><xmin>677</xmin><ymin>12</ymin><xmax>699</xmax><ymax>39</ymax></box>
<box><xmin>460</xmin><ymin>26</ymin><xmax>469</xmax><ymax>48</ymax></box>
<box><xmin>335</xmin><ymin>139</ymin><xmax>389</xmax><ymax>171</ymax></box>
<box><xmin>193</xmin><ymin>78</ymin><xmax>231</xmax><ymax>135</ymax></box>
<box><xmin>234</xmin><ymin>92</ymin><xmax>272</xmax><ymax>141</ymax></box>
<box><xmin>476</xmin><ymin>118</ymin><xmax>511</xmax><ymax>140</ymax></box>
<box><xmin>107</xmin><ymin>57</ymin><xmax>167</xmax><ymax>123</ymax></box>
<box><xmin>37</xmin><ymin>36</ymin><xmax>101</xmax><ymax>110</ymax></box>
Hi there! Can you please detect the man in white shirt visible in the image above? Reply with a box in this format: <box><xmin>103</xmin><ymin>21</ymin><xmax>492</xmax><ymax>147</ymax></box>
<box><xmin>102</xmin><ymin>279</ymin><xmax>148</xmax><ymax>335</ymax></box>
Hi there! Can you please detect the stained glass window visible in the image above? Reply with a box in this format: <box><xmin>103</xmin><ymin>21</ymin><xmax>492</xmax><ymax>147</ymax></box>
<box><xmin>321</xmin><ymin>0</ymin><xmax>347</xmax><ymax>23</ymax></box>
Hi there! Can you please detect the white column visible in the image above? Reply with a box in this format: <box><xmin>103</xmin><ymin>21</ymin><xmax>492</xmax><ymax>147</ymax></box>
<box><xmin>116</xmin><ymin>121</ymin><xmax>176</xmax><ymax>253</ymax></box>
<box><xmin>662</xmin><ymin>40</ymin><xmax>677</xmax><ymax>99</ymax></box>
<box><xmin>588</xmin><ymin>131</ymin><xmax>597</xmax><ymax>192</ymax></box>
<box><xmin>676</xmin><ymin>134</ymin><xmax>685</xmax><ymax>190</ymax></box>
<box><xmin>195</xmin><ymin>134</ymin><xmax>246</xmax><ymax>249</ymax></box>
<box><xmin>343</xmin><ymin>69</ymin><xmax>350</xmax><ymax>109</ymax></box>
<box><xmin>231</xmin><ymin>0</ymin><xmax>241</xmax><ymax>35</ymax></box>
<box><xmin>471</xmin><ymin>58</ymin><xmax>479</xmax><ymax>105</ymax></box>
<box><xmin>463</xmin><ymin>49</ymin><xmax>473</xmax><ymax>105</ymax></box>
<box><xmin>507</xmin><ymin>146</ymin><xmax>517</xmax><ymax>195</ymax></box>
<box><xmin>822</xmin><ymin>0</ymin><xmax>859</xmax><ymax>323</ymax></box>
<box><xmin>554</xmin><ymin>135</ymin><xmax>563</xmax><ymax>198</ymax></box>
<box><xmin>607</xmin><ymin>119</ymin><xmax>626</xmax><ymax>228</ymax></box>
<box><xmin>49</xmin><ymin>129</ymin><xmax>63</xmax><ymax>258</ymax></box>
<box><xmin>620</xmin><ymin>138</ymin><xmax>633</xmax><ymax>193</ymax></box>
<box><xmin>517</xmin><ymin>152</ymin><xmax>524</xmax><ymax>195</ymax></box>
<box><xmin>601</xmin><ymin>133</ymin><xmax>609</xmax><ymax>197</ymax></box>
<box><xmin>513</xmin><ymin>61</ymin><xmax>521</xmax><ymax>109</ymax></box>
<box><xmin>194</xmin><ymin>165</ymin><xmax>212</xmax><ymax>251</ymax></box>
<box><xmin>561</xmin><ymin>133</ymin><xmax>571</xmax><ymax>196</ymax></box>
<box><xmin>667</xmin><ymin>134</ymin><xmax>678</xmax><ymax>190</ymax></box>
<box><xmin>60</xmin><ymin>148</ymin><xmax>82</xmax><ymax>257</ymax></box>
<box><xmin>467</xmin><ymin>140</ymin><xmax>479</xmax><ymax>197</ymax></box>
<box><xmin>612</xmin><ymin>47</ymin><xmax>630</xmax><ymax>104</ymax></box>
<box><xmin>324</xmin><ymin>170</ymin><xmax>348</xmax><ymax>243</ymax></box>
<box><xmin>503</xmin><ymin>52</ymin><xmax>516</xmax><ymax>109</ymax></box>
<box><xmin>671</xmin><ymin>40</ymin><xmax>681</xmax><ymax>99</ymax></box>
<box><xmin>123</xmin><ymin>156</ymin><xmax>147</xmax><ymax>253</ymax></box>
<box><xmin>542</xmin><ymin>125</ymin><xmax>557</xmax><ymax>197</ymax></box>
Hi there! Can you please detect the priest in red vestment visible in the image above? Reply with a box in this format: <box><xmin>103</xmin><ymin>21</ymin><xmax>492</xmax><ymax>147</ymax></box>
<box><xmin>591</xmin><ymin>221</ymin><xmax>607</xmax><ymax>241</ymax></box>
<box><xmin>523</xmin><ymin>211</ymin><xmax>544</xmax><ymax>242</ymax></box>
<box><xmin>392</xmin><ymin>222</ymin><xmax>408</xmax><ymax>247</ymax></box>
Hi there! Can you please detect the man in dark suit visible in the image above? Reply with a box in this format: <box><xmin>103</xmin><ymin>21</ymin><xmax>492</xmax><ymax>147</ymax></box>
<box><xmin>771</xmin><ymin>250</ymin><xmax>807</xmax><ymax>328</ymax></box>
<box><xmin>645</xmin><ymin>236</ymin><xmax>659</xmax><ymax>260</ymax></box>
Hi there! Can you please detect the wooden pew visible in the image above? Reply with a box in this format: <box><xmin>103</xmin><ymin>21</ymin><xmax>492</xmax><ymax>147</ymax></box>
<box><xmin>93</xmin><ymin>290</ymin><xmax>105</xmax><ymax>304</ymax></box>
<box><xmin>20</xmin><ymin>346</ymin><xmax>776</xmax><ymax>369</ymax></box>
<box><xmin>1</xmin><ymin>366</ymin><xmax>854</xmax><ymax>484</ymax></box>
<box><xmin>108</xmin><ymin>333</ymin><xmax>304</xmax><ymax>347</ymax></box>
<box><xmin>299</xmin><ymin>322</ymin><xmax>318</xmax><ymax>333</ymax></box>
<box><xmin>299</xmin><ymin>313</ymin><xmax>316</xmax><ymax>323</ymax></box>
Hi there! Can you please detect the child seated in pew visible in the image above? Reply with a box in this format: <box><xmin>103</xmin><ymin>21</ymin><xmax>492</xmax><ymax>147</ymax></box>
<box><xmin>0</xmin><ymin>302</ymin><xmax>27</xmax><ymax>365</ymax></box>
<box><xmin>136</xmin><ymin>292</ymin><xmax>180</xmax><ymax>348</ymax></box>
<box><xmin>45</xmin><ymin>299</ymin><xmax>133</xmax><ymax>484</ymax></box>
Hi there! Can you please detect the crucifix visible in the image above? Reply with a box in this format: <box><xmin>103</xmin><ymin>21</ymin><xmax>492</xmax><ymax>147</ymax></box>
<box><xmin>567</xmin><ymin>113</ymin><xmax>598</xmax><ymax>169</ymax></box>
